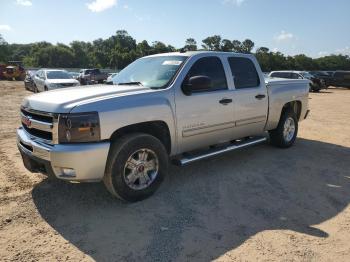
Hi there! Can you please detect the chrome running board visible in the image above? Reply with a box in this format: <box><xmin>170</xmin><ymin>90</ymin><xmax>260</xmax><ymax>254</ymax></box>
<box><xmin>173</xmin><ymin>136</ymin><xmax>267</xmax><ymax>166</ymax></box>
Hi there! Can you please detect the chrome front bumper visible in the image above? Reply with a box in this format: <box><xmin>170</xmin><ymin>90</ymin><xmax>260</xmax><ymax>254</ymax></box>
<box><xmin>17</xmin><ymin>127</ymin><xmax>110</xmax><ymax>182</ymax></box>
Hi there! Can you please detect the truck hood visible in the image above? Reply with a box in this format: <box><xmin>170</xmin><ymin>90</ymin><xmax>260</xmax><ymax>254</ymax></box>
<box><xmin>22</xmin><ymin>84</ymin><xmax>152</xmax><ymax>113</ymax></box>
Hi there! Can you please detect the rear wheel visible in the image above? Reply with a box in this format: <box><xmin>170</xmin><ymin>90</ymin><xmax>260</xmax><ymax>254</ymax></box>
<box><xmin>103</xmin><ymin>133</ymin><xmax>168</xmax><ymax>202</ymax></box>
<box><xmin>269</xmin><ymin>109</ymin><xmax>298</xmax><ymax>148</ymax></box>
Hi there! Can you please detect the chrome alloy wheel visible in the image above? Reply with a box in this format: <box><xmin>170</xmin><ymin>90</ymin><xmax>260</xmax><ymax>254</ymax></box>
<box><xmin>123</xmin><ymin>149</ymin><xmax>159</xmax><ymax>190</ymax></box>
<box><xmin>283</xmin><ymin>117</ymin><xmax>296</xmax><ymax>142</ymax></box>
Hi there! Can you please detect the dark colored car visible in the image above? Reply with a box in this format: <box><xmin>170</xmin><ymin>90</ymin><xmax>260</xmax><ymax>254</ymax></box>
<box><xmin>78</xmin><ymin>68</ymin><xmax>108</xmax><ymax>85</ymax></box>
<box><xmin>24</xmin><ymin>70</ymin><xmax>37</xmax><ymax>92</ymax></box>
<box><xmin>330</xmin><ymin>71</ymin><xmax>350</xmax><ymax>88</ymax></box>
<box><xmin>309</xmin><ymin>71</ymin><xmax>333</xmax><ymax>87</ymax></box>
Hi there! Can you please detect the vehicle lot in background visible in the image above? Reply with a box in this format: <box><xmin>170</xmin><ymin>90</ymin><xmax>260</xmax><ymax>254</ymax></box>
<box><xmin>331</xmin><ymin>71</ymin><xmax>350</xmax><ymax>88</ymax></box>
<box><xmin>309</xmin><ymin>71</ymin><xmax>333</xmax><ymax>87</ymax></box>
<box><xmin>0</xmin><ymin>81</ymin><xmax>350</xmax><ymax>261</ymax></box>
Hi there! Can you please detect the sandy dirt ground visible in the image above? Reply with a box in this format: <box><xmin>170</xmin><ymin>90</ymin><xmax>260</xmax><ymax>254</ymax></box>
<box><xmin>0</xmin><ymin>81</ymin><xmax>350</xmax><ymax>262</ymax></box>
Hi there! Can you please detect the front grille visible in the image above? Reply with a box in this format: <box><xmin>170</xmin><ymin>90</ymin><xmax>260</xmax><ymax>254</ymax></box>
<box><xmin>23</xmin><ymin>124</ymin><xmax>52</xmax><ymax>141</ymax></box>
<box><xmin>60</xmin><ymin>83</ymin><xmax>74</xmax><ymax>87</ymax></box>
<box><xmin>21</xmin><ymin>108</ymin><xmax>56</xmax><ymax>143</ymax></box>
<box><xmin>21</xmin><ymin>108</ymin><xmax>52</xmax><ymax>122</ymax></box>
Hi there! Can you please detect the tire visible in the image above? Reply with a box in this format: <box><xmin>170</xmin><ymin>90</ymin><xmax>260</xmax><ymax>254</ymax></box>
<box><xmin>269</xmin><ymin>109</ymin><xmax>298</xmax><ymax>148</ymax></box>
<box><xmin>33</xmin><ymin>84</ymin><xmax>39</xmax><ymax>93</ymax></box>
<box><xmin>103</xmin><ymin>133</ymin><xmax>169</xmax><ymax>202</ymax></box>
<box><xmin>44</xmin><ymin>86</ymin><xmax>48</xmax><ymax>91</ymax></box>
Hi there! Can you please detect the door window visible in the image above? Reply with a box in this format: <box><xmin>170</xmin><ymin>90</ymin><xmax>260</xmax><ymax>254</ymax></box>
<box><xmin>228</xmin><ymin>57</ymin><xmax>260</xmax><ymax>89</ymax></box>
<box><xmin>185</xmin><ymin>56</ymin><xmax>228</xmax><ymax>92</ymax></box>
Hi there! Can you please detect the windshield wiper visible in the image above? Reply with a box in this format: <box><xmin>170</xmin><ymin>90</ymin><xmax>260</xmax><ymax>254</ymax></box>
<box><xmin>117</xmin><ymin>82</ymin><xmax>143</xmax><ymax>86</ymax></box>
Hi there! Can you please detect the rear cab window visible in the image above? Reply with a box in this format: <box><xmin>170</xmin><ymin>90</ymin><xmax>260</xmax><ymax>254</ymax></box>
<box><xmin>227</xmin><ymin>57</ymin><xmax>260</xmax><ymax>89</ymax></box>
<box><xmin>271</xmin><ymin>72</ymin><xmax>291</xmax><ymax>79</ymax></box>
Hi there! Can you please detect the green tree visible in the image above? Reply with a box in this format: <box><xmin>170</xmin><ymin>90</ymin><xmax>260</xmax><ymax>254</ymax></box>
<box><xmin>35</xmin><ymin>45</ymin><xmax>75</xmax><ymax>67</ymax></box>
<box><xmin>232</xmin><ymin>40</ymin><xmax>242</xmax><ymax>53</ymax></box>
<box><xmin>183</xmin><ymin>38</ymin><xmax>197</xmax><ymax>51</ymax></box>
<box><xmin>293</xmin><ymin>54</ymin><xmax>316</xmax><ymax>70</ymax></box>
<box><xmin>221</xmin><ymin>39</ymin><xmax>233</xmax><ymax>52</ymax></box>
<box><xmin>137</xmin><ymin>40</ymin><xmax>152</xmax><ymax>56</ymax></box>
<box><xmin>202</xmin><ymin>35</ymin><xmax>222</xmax><ymax>50</ymax></box>
<box><xmin>152</xmin><ymin>41</ymin><xmax>169</xmax><ymax>53</ymax></box>
<box><xmin>2</xmin><ymin>30</ymin><xmax>350</xmax><ymax>71</ymax></box>
<box><xmin>0</xmin><ymin>34</ymin><xmax>10</xmax><ymax>63</ymax></box>
<box><xmin>70</xmin><ymin>41</ymin><xmax>91</xmax><ymax>68</ymax></box>
<box><xmin>241</xmin><ymin>39</ymin><xmax>254</xmax><ymax>54</ymax></box>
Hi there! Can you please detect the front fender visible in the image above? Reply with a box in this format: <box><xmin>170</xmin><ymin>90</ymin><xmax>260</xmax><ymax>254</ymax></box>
<box><xmin>70</xmin><ymin>90</ymin><xmax>177</xmax><ymax>155</ymax></box>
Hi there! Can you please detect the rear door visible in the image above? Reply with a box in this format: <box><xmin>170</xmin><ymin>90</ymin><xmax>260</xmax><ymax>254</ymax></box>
<box><xmin>227</xmin><ymin>56</ymin><xmax>268</xmax><ymax>138</ymax></box>
<box><xmin>175</xmin><ymin>56</ymin><xmax>235</xmax><ymax>153</ymax></box>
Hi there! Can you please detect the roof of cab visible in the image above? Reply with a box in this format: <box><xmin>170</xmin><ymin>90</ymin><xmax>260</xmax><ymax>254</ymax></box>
<box><xmin>145</xmin><ymin>51</ymin><xmax>255</xmax><ymax>58</ymax></box>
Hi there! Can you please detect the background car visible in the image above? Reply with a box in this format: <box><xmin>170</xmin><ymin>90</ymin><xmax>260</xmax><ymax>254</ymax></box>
<box><xmin>105</xmin><ymin>73</ymin><xmax>118</xmax><ymax>85</ymax></box>
<box><xmin>69</xmin><ymin>72</ymin><xmax>80</xmax><ymax>80</ymax></box>
<box><xmin>309</xmin><ymin>71</ymin><xmax>333</xmax><ymax>87</ymax></box>
<box><xmin>33</xmin><ymin>69</ymin><xmax>80</xmax><ymax>92</ymax></box>
<box><xmin>78</xmin><ymin>68</ymin><xmax>108</xmax><ymax>85</ymax></box>
<box><xmin>268</xmin><ymin>71</ymin><xmax>325</xmax><ymax>92</ymax></box>
<box><xmin>330</xmin><ymin>71</ymin><xmax>350</xmax><ymax>88</ymax></box>
<box><xmin>24</xmin><ymin>70</ymin><xmax>37</xmax><ymax>91</ymax></box>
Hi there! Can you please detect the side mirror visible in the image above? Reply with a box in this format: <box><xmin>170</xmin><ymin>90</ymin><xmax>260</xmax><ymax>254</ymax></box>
<box><xmin>182</xmin><ymin>75</ymin><xmax>212</xmax><ymax>96</ymax></box>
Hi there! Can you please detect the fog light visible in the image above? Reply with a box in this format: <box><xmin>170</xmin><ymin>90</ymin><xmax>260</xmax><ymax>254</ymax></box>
<box><xmin>61</xmin><ymin>168</ymin><xmax>76</xmax><ymax>177</ymax></box>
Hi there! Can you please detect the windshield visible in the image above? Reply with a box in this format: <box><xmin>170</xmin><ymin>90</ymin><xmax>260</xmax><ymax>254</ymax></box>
<box><xmin>46</xmin><ymin>71</ymin><xmax>72</xmax><ymax>79</ymax></box>
<box><xmin>112</xmin><ymin>56</ymin><xmax>187</xmax><ymax>88</ymax></box>
<box><xmin>301</xmin><ymin>72</ymin><xmax>313</xmax><ymax>79</ymax></box>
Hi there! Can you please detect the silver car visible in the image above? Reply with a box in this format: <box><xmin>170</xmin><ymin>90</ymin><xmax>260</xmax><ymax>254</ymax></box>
<box><xmin>33</xmin><ymin>69</ymin><xmax>80</xmax><ymax>92</ymax></box>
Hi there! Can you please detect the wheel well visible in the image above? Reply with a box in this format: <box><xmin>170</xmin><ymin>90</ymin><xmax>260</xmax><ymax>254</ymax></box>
<box><xmin>282</xmin><ymin>101</ymin><xmax>302</xmax><ymax>120</ymax></box>
<box><xmin>110</xmin><ymin>121</ymin><xmax>171</xmax><ymax>154</ymax></box>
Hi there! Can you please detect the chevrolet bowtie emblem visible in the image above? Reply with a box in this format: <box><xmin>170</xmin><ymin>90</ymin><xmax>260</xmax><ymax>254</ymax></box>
<box><xmin>23</xmin><ymin>115</ymin><xmax>32</xmax><ymax>128</ymax></box>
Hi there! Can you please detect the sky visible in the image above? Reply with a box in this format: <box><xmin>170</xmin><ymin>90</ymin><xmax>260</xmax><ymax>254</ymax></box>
<box><xmin>1</xmin><ymin>0</ymin><xmax>350</xmax><ymax>58</ymax></box>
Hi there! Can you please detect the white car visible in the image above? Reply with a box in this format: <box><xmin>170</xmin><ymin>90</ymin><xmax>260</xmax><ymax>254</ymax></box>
<box><xmin>33</xmin><ymin>69</ymin><xmax>80</xmax><ymax>92</ymax></box>
<box><xmin>106</xmin><ymin>73</ymin><xmax>118</xmax><ymax>84</ymax></box>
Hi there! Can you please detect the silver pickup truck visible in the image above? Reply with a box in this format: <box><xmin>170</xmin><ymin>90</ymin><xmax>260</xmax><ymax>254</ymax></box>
<box><xmin>17</xmin><ymin>51</ymin><xmax>310</xmax><ymax>202</ymax></box>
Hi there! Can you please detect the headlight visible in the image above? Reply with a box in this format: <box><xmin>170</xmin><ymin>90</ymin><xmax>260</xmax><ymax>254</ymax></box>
<box><xmin>58</xmin><ymin>112</ymin><xmax>101</xmax><ymax>143</ymax></box>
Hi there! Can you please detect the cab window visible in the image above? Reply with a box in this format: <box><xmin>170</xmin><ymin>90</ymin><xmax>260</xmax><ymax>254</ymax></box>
<box><xmin>185</xmin><ymin>56</ymin><xmax>228</xmax><ymax>92</ymax></box>
<box><xmin>228</xmin><ymin>57</ymin><xmax>260</xmax><ymax>89</ymax></box>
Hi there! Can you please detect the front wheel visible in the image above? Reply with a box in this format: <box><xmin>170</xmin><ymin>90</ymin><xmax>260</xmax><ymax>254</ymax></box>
<box><xmin>33</xmin><ymin>84</ymin><xmax>39</xmax><ymax>93</ymax></box>
<box><xmin>103</xmin><ymin>133</ymin><xmax>169</xmax><ymax>202</ymax></box>
<box><xmin>269</xmin><ymin>109</ymin><xmax>298</xmax><ymax>148</ymax></box>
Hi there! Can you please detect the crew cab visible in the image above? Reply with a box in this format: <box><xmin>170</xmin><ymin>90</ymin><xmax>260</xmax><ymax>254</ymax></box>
<box><xmin>17</xmin><ymin>52</ymin><xmax>310</xmax><ymax>202</ymax></box>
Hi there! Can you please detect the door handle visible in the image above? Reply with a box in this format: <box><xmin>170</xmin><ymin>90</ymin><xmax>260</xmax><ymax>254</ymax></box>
<box><xmin>219</xmin><ymin>98</ymin><xmax>233</xmax><ymax>105</ymax></box>
<box><xmin>255</xmin><ymin>94</ymin><xmax>266</xmax><ymax>100</ymax></box>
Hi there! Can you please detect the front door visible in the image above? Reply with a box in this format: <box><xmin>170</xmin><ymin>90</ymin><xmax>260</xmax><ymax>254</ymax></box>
<box><xmin>175</xmin><ymin>56</ymin><xmax>235</xmax><ymax>153</ymax></box>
